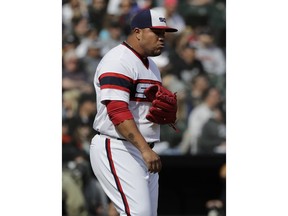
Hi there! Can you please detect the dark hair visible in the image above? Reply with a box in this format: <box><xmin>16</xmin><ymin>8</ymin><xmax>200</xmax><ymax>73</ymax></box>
<box><xmin>191</xmin><ymin>73</ymin><xmax>209</xmax><ymax>85</ymax></box>
<box><xmin>78</xmin><ymin>93</ymin><xmax>96</xmax><ymax>105</ymax></box>
<box><xmin>201</xmin><ymin>86</ymin><xmax>218</xmax><ymax>101</ymax></box>
<box><xmin>197</xmin><ymin>26</ymin><xmax>214</xmax><ymax>36</ymax></box>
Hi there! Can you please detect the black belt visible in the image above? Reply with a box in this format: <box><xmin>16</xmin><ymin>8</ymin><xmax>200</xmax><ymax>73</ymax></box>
<box><xmin>95</xmin><ymin>131</ymin><xmax>155</xmax><ymax>149</ymax></box>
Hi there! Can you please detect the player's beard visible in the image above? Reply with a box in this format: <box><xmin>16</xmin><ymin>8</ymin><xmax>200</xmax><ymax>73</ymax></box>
<box><xmin>140</xmin><ymin>42</ymin><xmax>164</xmax><ymax>57</ymax></box>
<box><xmin>149</xmin><ymin>46</ymin><xmax>163</xmax><ymax>56</ymax></box>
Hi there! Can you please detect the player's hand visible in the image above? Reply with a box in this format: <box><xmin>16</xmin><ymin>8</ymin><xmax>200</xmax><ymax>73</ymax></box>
<box><xmin>141</xmin><ymin>149</ymin><xmax>162</xmax><ymax>173</ymax></box>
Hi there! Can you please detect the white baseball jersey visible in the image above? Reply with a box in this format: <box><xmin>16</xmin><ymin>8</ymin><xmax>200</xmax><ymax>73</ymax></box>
<box><xmin>93</xmin><ymin>42</ymin><xmax>162</xmax><ymax>142</ymax></box>
<box><xmin>90</xmin><ymin>42</ymin><xmax>162</xmax><ymax>216</ymax></box>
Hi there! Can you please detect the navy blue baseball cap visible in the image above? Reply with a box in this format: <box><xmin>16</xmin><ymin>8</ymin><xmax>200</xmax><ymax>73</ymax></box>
<box><xmin>130</xmin><ymin>9</ymin><xmax>178</xmax><ymax>32</ymax></box>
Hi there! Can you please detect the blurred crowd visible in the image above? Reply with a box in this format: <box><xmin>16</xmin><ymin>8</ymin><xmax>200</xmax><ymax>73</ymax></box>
<box><xmin>62</xmin><ymin>0</ymin><xmax>226</xmax><ymax>215</ymax></box>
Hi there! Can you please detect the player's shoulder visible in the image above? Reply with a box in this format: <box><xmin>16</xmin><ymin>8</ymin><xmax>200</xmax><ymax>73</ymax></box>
<box><xmin>102</xmin><ymin>44</ymin><xmax>132</xmax><ymax>62</ymax></box>
<box><xmin>103</xmin><ymin>44</ymin><xmax>123</xmax><ymax>57</ymax></box>
<box><xmin>97</xmin><ymin>44</ymin><xmax>134</xmax><ymax>75</ymax></box>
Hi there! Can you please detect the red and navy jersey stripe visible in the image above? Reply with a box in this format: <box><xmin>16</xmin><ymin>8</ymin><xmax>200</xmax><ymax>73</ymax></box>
<box><xmin>99</xmin><ymin>72</ymin><xmax>134</xmax><ymax>93</ymax></box>
<box><xmin>99</xmin><ymin>72</ymin><xmax>161</xmax><ymax>102</ymax></box>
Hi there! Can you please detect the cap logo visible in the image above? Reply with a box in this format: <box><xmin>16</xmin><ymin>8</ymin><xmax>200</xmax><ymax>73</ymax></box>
<box><xmin>159</xmin><ymin>17</ymin><xmax>166</xmax><ymax>23</ymax></box>
<box><xmin>130</xmin><ymin>9</ymin><xmax>177</xmax><ymax>32</ymax></box>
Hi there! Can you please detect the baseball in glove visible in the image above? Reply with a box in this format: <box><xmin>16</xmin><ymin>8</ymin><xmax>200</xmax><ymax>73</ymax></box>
<box><xmin>144</xmin><ymin>84</ymin><xmax>178</xmax><ymax>131</ymax></box>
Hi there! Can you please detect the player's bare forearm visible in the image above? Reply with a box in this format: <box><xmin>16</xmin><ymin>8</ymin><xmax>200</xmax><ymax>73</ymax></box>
<box><xmin>115</xmin><ymin>119</ymin><xmax>162</xmax><ymax>173</ymax></box>
<box><xmin>115</xmin><ymin>119</ymin><xmax>152</xmax><ymax>153</ymax></box>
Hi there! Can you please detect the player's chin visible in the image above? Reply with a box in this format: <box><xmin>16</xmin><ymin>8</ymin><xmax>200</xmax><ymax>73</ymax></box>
<box><xmin>151</xmin><ymin>49</ymin><xmax>163</xmax><ymax>56</ymax></box>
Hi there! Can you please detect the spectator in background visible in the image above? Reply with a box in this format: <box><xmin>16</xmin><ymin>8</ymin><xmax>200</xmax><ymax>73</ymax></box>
<box><xmin>71</xmin><ymin>16</ymin><xmax>91</xmax><ymax>46</ymax></box>
<box><xmin>106</xmin><ymin>0</ymin><xmax>123</xmax><ymax>16</ymax></box>
<box><xmin>75</xmin><ymin>27</ymin><xmax>99</xmax><ymax>58</ymax></box>
<box><xmin>193</xmin><ymin>27</ymin><xmax>226</xmax><ymax>94</ymax></box>
<box><xmin>63</xmin><ymin>117</ymin><xmax>89</xmax><ymax>216</ymax></box>
<box><xmin>63</xmin><ymin>119</ymin><xmax>77</xmax><ymax>156</ymax></box>
<box><xmin>87</xmin><ymin>0</ymin><xmax>108</xmax><ymax>32</ymax></box>
<box><xmin>177</xmin><ymin>0</ymin><xmax>226</xmax><ymax>49</ymax></box>
<box><xmin>63</xmin><ymin>147</ymin><xmax>108</xmax><ymax>216</ymax></box>
<box><xmin>197</xmin><ymin>106</ymin><xmax>226</xmax><ymax>154</ymax></box>
<box><xmin>178</xmin><ymin>0</ymin><xmax>213</xmax><ymax>29</ymax></box>
<box><xmin>99</xmin><ymin>20</ymin><xmax>125</xmax><ymax>55</ymax></box>
<box><xmin>85</xmin><ymin>176</ymin><xmax>110</xmax><ymax>216</ymax></box>
<box><xmin>67</xmin><ymin>93</ymin><xmax>97</xmax><ymax>150</ymax></box>
<box><xmin>63</xmin><ymin>89</ymin><xmax>82</xmax><ymax>120</ymax></box>
<box><xmin>106</xmin><ymin>0</ymin><xmax>153</xmax><ymax>16</ymax></box>
<box><xmin>62</xmin><ymin>49</ymin><xmax>93</xmax><ymax>93</ymax></box>
<box><xmin>167</xmin><ymin>43</ymin><xmax>206</xmax><ymax>86</ymax></box>
<box><xmin>118</xmin><ymin>0</ymin><xmax>141</xmax><ymax>36</ymax></box>
<box><xmin>107</xmin><ymin>0</ymin><xmax>146</xmax><ymax>17</ymax></box>
<box><xmin>63</xmin><ymin>0</ymin><xmax>88</xmax><ymax>34</ymax></box>
<box><xmin>174</xmin><ymin>26</ymin><xmax>197</xmax><ymax>52</ymax></box>
<box><xmin>80</xmin><ymin>41</ymin><xmax>103</xmax><ymax>81</ymax></box>
<box><xmin>63</xmin><ymin>90</ymin><xmax>108</xmax><ymax>216</ymax></box>
<box><xmin>186</xmin><ymin>73</ymin><xmax>210</xmax><ymax>112</ymax></box>
<box><xmin>63</xmin><ymin>34</ymin><xmax>80</xmax><ymax>55</ymax></box>
<box><xmin>179</xmin><ymin>86</ymin><xmax>221</xmax><ymax>154</ymax></box>
<box><xmin>63</xmin><ymin>98</ymin><xmax>108</xmax><ymax>216</ymax></box>
<box><xmin>75</xmin><ymin>154</ymin><xmax>108</xmax><ymax>216</ymax></box>
<box><xmin>207</xmin><ymin>0</ymin><xmax>226</xmax><ymax>49</ymax></box>
<box><xmin>62</xmin><ymin>168</ymin><xmax>88</xmax><ymax>216</ymax></box>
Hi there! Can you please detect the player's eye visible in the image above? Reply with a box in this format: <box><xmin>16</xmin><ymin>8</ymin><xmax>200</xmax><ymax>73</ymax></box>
<box><xmin>151</xmin><ymin>29</ymin><xmax>165</xmax><ymax>37</ymax></box>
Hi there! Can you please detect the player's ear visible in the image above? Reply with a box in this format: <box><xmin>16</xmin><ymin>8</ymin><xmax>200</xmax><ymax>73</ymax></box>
<box><xmin>133</xmin><ymin>28</ymin><xmax>140</xmax><ymax>33</ymax></box>
<box><xmin>134</xmin><ymin>28</ymin><xmax>142</xmax><ymax>40</ymax></box>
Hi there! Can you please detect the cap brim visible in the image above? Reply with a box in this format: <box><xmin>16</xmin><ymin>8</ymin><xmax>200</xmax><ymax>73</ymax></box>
<box><xmin>150</xmin><ymin>26</ymin><xmax>178</xmax><ymax>32</ymax></box>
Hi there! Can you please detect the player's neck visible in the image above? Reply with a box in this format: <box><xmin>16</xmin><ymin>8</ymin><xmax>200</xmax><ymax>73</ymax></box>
<box><xmin>123</xmin><ymin>40</ymin><xmax>133</xmax><ymax>49</ymax></box>
<box><xmin>123</xmin><ymin>40</ymin><xmax>149</xmax><ymax>68</ymax></box>
<box><xmin>125</xmin><ymin>38</ymin><xmax>147</xmax><ymax>59</ymax></box>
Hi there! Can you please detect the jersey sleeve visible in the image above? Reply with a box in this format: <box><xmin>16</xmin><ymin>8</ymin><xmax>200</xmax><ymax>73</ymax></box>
<box><xmin>97</xmin><ymin>59</ymin><xmax>135</xmax><ymax>103</ymax></box>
